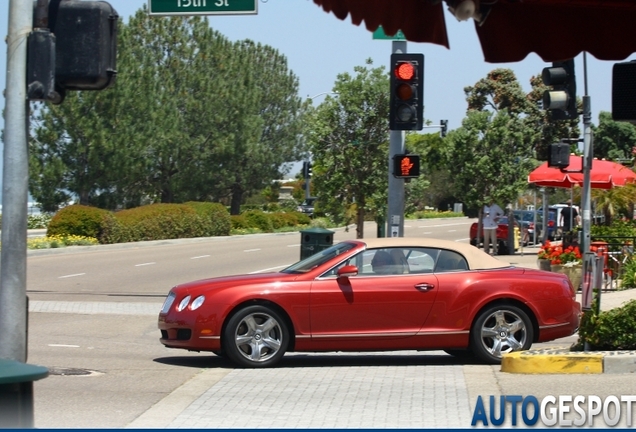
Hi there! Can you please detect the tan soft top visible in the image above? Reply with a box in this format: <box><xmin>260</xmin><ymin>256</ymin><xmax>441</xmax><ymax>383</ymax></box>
<box><xmin>354</xmin><ymin>237</ymin><xmax>512</xmax><ymax>270</ymax></box>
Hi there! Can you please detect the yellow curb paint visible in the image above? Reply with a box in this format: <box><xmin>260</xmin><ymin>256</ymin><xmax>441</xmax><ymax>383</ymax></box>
<box><xmin>501</xmin><ymin>352</ymin><xmax>604</xmax><ymax>374</ymax></box>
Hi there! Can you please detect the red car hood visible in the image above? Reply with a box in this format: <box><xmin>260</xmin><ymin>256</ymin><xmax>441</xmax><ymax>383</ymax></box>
<box><xmin>172</xmin><ymin>272</ymin><xmax>300</xmax><ymax>295</ymax></box>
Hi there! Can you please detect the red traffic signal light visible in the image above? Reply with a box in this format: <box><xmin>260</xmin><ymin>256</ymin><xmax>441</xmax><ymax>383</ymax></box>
<box><xmin>389</xmin><ymin>53</ymin><xmax>424</xmax><ymax>131</ymax></box>
<box><xmin>392</xmin><ymin>154</ymin><xmax>420</xmax><ymax>178</ymax></box>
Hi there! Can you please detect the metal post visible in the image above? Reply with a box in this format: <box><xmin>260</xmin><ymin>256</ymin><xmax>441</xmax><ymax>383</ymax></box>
<box><xmin>580</xmin><ymin>54</ymin><xmax>594</xmax><ymax>308</ymax></box>
<box><xmin>387</xmin><ymin>40</ymin><xmax>406</xmax><ymax>238</ymax></box>
<box><xmin>0</xmin><ymin>0</ymin><xmax>33</xmax><ymax>362</ymax></box>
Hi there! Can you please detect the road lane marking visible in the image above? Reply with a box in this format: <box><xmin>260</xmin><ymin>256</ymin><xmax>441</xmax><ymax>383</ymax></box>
<box><xmin>48</xmin><ymin>344</ymin><xmax>80</xmax><ymax>348</ymax></box>
<box><xmin>191</xmin><ymin>255</ymin><xmax>210</xmax><ymax>259</ymax></box>
<box><xmin>135</xmin><ymin>262</ymin><xmax>156</xmax><ymax>267</ymax></box>
<box><xmin>59</xmin><ymin>273</ymin><xmax>86</xmax><ymax>279</ymax></box>
<box><xmin>287</xmin><ymin>244</ymin><xmax>300</xmax><ymax>247</ymax></box>
<box><xmin>244</xmin><ymin>249</ymin><xmax>261</xmax><ymax>253</ymax></box>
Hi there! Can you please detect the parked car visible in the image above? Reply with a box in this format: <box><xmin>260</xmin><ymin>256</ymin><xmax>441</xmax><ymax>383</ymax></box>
<box><xmin>512</xmin><ymin>210</ymin><xmax>539</xmax><ymax>244</ymax></box>
<box><xmin>158</xmin><ymin>238</ymin><xmax>580</xmax><ymax>367</ymax></box>
<box><xmin>514</xmin><ymin>209</ymin><xmax>558</xmax><ymax>243</ymax></box>
<box><xmin>469</xmin><ymin>216</ymin><xmax>520</xmax><ymax>255</ymax></box>
<box><xmin>537</xmin><ymin>208</ymin><xmax>559</xmax><ymax>241</ymax></box>
<box><xmin>296</xmin><ymin>197</ymin><xmax>317</xmax><ymax>217</ymax></box>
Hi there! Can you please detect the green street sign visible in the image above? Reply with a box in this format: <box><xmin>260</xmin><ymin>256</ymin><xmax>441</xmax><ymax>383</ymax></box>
<box><xmin>372</xmin><ymin>26</ymin><xmax>406</xmax><ymax>40</ymax></box>
<box><xmin>148</xmin><ymin>0</ymin><xmax>258</xmax><ymax>16</ymax></box>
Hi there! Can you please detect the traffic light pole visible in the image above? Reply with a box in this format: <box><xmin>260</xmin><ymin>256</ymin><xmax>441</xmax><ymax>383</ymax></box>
<box><xmin>1</xmin><ymin>0</ymin><xmax>32</xmax><ymax>362</ymax></box>
<box><xmin>387</xmin><ymin>40</ymin><xmax>407</xmax><ymax>238</ymax></box>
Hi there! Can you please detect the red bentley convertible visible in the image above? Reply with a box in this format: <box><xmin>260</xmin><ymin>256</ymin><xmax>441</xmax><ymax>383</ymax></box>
<box><xmin>158</xmin><ymin>238</ymin><xmax>580</xmax><ymax>368</ymax></box>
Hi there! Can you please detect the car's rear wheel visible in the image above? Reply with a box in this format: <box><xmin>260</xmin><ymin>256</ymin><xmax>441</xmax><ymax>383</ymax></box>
<box><xmin>470</xmin><ymin>304</ymin><xmax>533</xmax><ymax>364</ymax></box>
<box><xmin>223</xmin><ymin>305</ymin><xmax>288</xmax><ymax>368</ymax></box>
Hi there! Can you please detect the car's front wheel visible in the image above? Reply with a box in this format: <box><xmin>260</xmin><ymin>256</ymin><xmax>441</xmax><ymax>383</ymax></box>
<box><xmin>223</xmin><ymin>305</ymin><xmax>289</xmax><ymax>368</ymax></box>
<box><xmin>470</xmin><ymin>304</ymin><xmax>533</xmax><ymax>364</ymax></box>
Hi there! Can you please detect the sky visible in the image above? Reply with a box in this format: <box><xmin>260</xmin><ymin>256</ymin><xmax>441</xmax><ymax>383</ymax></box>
<box><xmin>1</xmin><ymin>0</ymin><xmax>634</xmax><ymax>185</ymax></box>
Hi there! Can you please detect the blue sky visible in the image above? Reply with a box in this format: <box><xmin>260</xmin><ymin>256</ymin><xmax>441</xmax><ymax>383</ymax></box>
<box><xmin>1</xmin><ymin>0</ymin><xmax>632</xmax><ymax>182</ymax></box>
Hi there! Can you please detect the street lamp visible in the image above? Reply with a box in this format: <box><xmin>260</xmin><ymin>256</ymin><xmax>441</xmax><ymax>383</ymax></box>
<box><xmin>308</xmin><ymin>91</ymin><xmax>338</xmax><ymax>101</ymax></box>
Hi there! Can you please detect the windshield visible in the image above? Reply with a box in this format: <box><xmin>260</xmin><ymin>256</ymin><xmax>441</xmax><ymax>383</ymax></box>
<box><xmin>282</xmin><ymin>242</ymin><xmax>357</xmax><ymax>274</ymax></box>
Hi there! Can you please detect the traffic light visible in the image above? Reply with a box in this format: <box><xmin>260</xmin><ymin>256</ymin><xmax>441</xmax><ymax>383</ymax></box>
<box><xmin>392</xmin><ymin>154</ymin><xmax>420</xmax><ymax>178</ymax></box>
<box><xmin>389</xmin><ymin>53</ymin><xmax>424</xmax><ymax>131</ymax></box>
<box><xmin>440</xmin><ymin>119</ymin><xmax>448</xmax><ymax>137</ymax></box>
<box><xmin>28</xmin><ymin>0</ymin><xmax>118</xmax><ymax>103</ymax></box>
<box><xmin>26</xmin><ymin>29</ymin><xmax>58</xmax><ymax>102</ymax></box>
<box><xmin>542</xmin><ymin>59</ymin><xmax>577</xmax><ymax>120</ymax></box>
<box><xmin>303</xmin><ymin>162</ymin><xmax>312</xmax><ymax>179</ymax></box>
<box><xmin>612</xmin><ymin>60</ymin><xmax>636</xmax><ymax>123</ymax></box>
<box><xmin>548</xmin><ymin>142</ymin><xmax>570</xmax><ymax>168</ymax></box>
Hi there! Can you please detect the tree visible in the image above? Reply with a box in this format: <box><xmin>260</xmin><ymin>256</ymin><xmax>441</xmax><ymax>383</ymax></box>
<box><xmin>446</xmin><ymin>110</ymin><xmax>535</xmax><ymax>211</ymax></box>
<box><xmin>305</xmin><ymin>60</ymin><xmax>389</xmax><ymax>238</ymax></box>
<box><xmin>403</xmin><ymin>132</ymin><xmax>452</xmax><ymax>213</ymax></box>
<box><xmin>592</xmin><ymin>111</ymin><xmax>636</xmax><ymax>161</ymax></box>
<box><xmin>29</xmin><ymin>7</ymin><xmax>304</xmax><ymax>213</ymax></box>
<box><xmin>526</xmin><ymin>74</ymin><xmax>581</xmax><ymax>161</ymax></box>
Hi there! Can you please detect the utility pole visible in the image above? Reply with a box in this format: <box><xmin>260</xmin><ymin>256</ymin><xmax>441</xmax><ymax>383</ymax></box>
<box><xmin>387</xmin><ymin>40</ymin><xmax>407</xmax><ymax>237</ymax></box>
<box><xmin>0</xmin><ymin>0</ymin><xmax>33</xmax><ymax>362</ymax></box>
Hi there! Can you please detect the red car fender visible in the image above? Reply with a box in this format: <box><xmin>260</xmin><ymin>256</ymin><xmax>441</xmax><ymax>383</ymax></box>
<box><xmin>218</xmin><ymin>281</ymin><xmax>313</xmax><ymax>336</ymax></box>
<box><xmin>422</xmin><ymin>269</ymin><xmax>544</xmax><ymax>333</ymax></box>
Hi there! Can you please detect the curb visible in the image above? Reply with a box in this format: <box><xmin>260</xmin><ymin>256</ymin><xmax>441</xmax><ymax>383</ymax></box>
<box><xmin>501</xmin><ymin>347</ymin><xmax>636</xmax><ymax>374</ymax></box>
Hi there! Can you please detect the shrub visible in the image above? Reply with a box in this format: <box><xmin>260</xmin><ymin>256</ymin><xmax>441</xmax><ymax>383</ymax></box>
<box><xmin>103</xmin><ymin>203</ymin><xmax>206</xmax><ymax>243</ymax></box>
<box><xmin>243</xmin><ymin>210</ymin><xmax>274</xmax><ymax>233</ymax></box>
<box><xmin>185</xmin><ymin>202</ymin><xmax>231</xmax><ymax>237</ymax></box>
<box><xmin>47</xmin><ymin>205</ymin><xmax>113</xmax><ymax>240</ymax></box>
<box><xmin>28</xmin><ymin>213</ymin><xmax>53</xmax><ymax>229</ymax></box>
<box><xmin>231</xmin><ymin>214</ymin><xmax>250</xmax><ymax>230</ymax></box>
<box><xmin>573</xmin><ymin>299</ymin><xmax>636</xmax><ymax>350</ymax></box>
<box><xmin>27</xmin><ymin>235</ymin><xmax>99</xmax><ymax>249</ymax></box>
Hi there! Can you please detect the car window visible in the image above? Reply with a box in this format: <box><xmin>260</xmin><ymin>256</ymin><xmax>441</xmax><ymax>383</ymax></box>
<box><xmin>283</xmin><ymin>242</ymin><xmax>357</xmax><ymax>274</ymax></box>
<box><xmin>434</xmin><ymin>250</ymin><xmax>469</xmax><ymax>273</ymax></box>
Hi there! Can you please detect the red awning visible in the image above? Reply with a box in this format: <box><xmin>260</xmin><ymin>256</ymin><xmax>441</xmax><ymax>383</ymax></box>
<box><xmin>528</xmin><ymin>157</ymin><xmax>636</xmax><ymax>190</ymax></box>
<box><xmin>312</xmin><ymin>0</ymin><xmax>636</xmax><ymax>63</ymax></box>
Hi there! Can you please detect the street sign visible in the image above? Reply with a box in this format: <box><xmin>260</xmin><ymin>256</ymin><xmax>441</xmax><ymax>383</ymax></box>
<box><xmin>148</xmin><ymin>0</ymin><xmax>258</xmax><ymax>16</ymax></box>
<box><xmin>372</xmin><ymin>26</ymin><xmax>406</xmax><ymax>40</ymax></box>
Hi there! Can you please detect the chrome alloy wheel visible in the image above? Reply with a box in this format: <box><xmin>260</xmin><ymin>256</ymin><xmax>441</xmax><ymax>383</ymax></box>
<box><xmin>478</xmin><ymin>309</ymin><xmax>529</xmax><ymax>359</ymax></box>
<box><xmin>233</xmin><ymin>311</ymin><xmax>283</xmax><ymax>363</ymax></box>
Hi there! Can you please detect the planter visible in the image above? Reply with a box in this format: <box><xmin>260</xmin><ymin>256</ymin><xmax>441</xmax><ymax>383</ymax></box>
<box><xmin>564</xmin><ymin>265</ymin><xmax>583</xmax><ymax>291</ymax></box>
<box><xmin>550</xmin><ymin>264</ymin><xmax>563</xmax><ymax>273</ymax></box>
<box><xmin>537</xmin><ymin>259</ymin><xmax>552</xmax><ymax>272</ymax></box>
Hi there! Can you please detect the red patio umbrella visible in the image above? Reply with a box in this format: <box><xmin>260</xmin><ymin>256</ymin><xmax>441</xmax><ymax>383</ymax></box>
<box><xmin>527</xmin><ymin>156</ymin><xmax>636</xmax><ymax>190</ymax></box>
<box><xmin>312</xmin><ymin>0</ymin><xmax>636</xmax><ymax>63</ymax></box>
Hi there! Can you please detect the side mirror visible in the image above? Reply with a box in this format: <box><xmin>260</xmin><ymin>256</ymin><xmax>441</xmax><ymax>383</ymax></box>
<box><xmin>337</xmin><ymin>265</ymin><xmax>358</xmax><ymax>281</ymax></box>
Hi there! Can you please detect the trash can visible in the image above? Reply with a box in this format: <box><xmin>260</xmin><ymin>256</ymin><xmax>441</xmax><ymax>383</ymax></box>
<box><xmin>0</xmin><ymin>359</ymin><xmax>49</xmax><ymax>428</ymax></box>
<box><xmin>300</xmin><ymin>227</ymin><xmax>334</xmax><ymax>260</ymax></box>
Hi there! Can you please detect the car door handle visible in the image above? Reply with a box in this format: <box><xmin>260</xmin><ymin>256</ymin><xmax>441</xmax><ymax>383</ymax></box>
<box><xmin>415</xmin><ymin>283</ymin><xmax>435</xmax><ymax>291</ymax></box>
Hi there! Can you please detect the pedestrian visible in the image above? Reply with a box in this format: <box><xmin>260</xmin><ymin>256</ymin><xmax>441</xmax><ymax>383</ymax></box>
<box><xmin>560</xmin><ymin>199</ymin><xmax>579</xmax><ymax>233</ymax></box>
<box><xmin>482</xmin><ymin>200</ymin><xmax>504</xmax><ymax>255</ymax></box>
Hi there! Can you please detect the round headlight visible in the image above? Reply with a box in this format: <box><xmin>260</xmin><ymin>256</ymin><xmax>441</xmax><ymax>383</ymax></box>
<box><xmin>191</xmin><ymin>295</ymin><xmax>205</xmax><ymax>310</ymax></box>
<box><xmin>177</xmin><ymin>295</ymin><xmax>191</xmax><ymax>312</ymax></box>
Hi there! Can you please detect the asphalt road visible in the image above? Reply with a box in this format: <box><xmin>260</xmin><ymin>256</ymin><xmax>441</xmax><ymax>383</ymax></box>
<box><xmin>23</xmin><ymin>219</ymin><xmax>475</xmax><ymax>427</ymax></box>
<box><xmin>22</xmin><ymin>218</ymin><xmax>636</xmax><ymax>428</ymax></box>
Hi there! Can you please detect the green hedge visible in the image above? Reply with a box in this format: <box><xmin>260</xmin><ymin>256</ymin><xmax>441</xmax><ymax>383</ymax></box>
<box><xmin>184</xmin><ymin>201</ymin><xmax>232</xmax><ymax>237</ymax></box>
<box><xmin>47</xmin><ymin>205</ymin><xmax>114</xmax><ymax>239</ymax></box>
<box><xmin>45</xmin><ymin>203</ymin><xmax>315</xmax><ymax>244</ymax></box>
<box><xmin>573</xmin><ymin>299</ymin><xmax>636</xmax><ymax>351</ymax></box>
<box><xmin>102</xmin><ymin>204</ymin><xmax>206</xmax><ymax>244</ymax></box>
